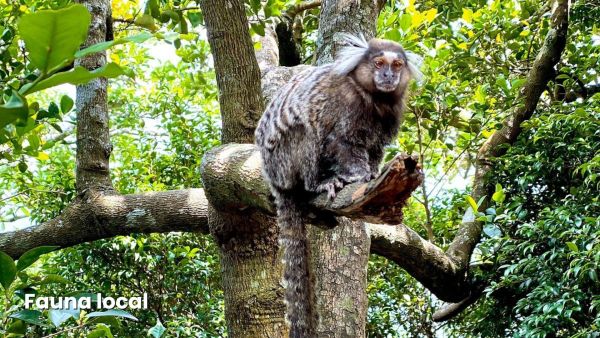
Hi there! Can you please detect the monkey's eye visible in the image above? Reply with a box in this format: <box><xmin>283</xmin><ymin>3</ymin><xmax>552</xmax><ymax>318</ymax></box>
<box><xmin>392</xmin><ymin>60</ymin><xmax>404</xmax><ymax>68</ymax></box>
<box><xmin>374</xmin><ymin>59</ymin><xmax>384</xmax><ymax>68</ymax></box>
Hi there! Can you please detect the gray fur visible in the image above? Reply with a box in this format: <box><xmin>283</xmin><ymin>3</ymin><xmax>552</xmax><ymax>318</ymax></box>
<box><xmin>255</xmin><ymin>35</ymin><xmax>420</xmax><ymax>337</ymax></box>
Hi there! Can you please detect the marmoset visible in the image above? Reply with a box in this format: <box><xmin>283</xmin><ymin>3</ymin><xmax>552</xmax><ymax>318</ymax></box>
<box><xmin>255</xmin><ymin>34</ymin><xmax>422</xmax><ymax>337</ymax></box>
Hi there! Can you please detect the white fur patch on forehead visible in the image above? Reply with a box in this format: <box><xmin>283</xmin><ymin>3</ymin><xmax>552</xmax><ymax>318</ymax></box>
<box><xmin>382</xmin><ymin>51</ymin><xmax>400</xmax><ymax>63</ymax></box>
<box><xmin>332</xmin><ymin>33</ymin><xmax>369</xmax><ymax>75</ymax></box>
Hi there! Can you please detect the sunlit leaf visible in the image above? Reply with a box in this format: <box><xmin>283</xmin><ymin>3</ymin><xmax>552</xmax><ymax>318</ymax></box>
<box><xmin>18</xmin><ymin>5</ymin><xmax>90</xmax><ymax>74</ymax></box>
<box><xmin>27</xmin><ymin>63</ymin><xmax>130</xmax><ymax>94</ymax></box>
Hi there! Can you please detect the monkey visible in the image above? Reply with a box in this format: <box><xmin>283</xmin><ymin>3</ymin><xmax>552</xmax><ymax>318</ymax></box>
<box><xmin>254</xmin><ymin>33</ymin><xmax>422</xmax><ymax>337</ymax></box>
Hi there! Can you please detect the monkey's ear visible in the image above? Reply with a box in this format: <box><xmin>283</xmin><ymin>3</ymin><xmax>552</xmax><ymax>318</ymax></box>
<box><xmin>332</xmin><ymin>33</ymin><xmax>369</xmax><ymax>76</ymax></box>
<box><xmin>406</xmin><ymin>51</ymin><xmax>424</xmax><ymax>85</ymax></box>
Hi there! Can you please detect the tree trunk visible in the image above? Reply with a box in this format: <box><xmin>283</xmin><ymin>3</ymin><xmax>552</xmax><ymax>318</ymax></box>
<box><xmin>307</xmin><ymin>1</ymin><xmax>384</xmax><ymax>336</ymax></box>
<box><xmin>198</xmin><ymin>2</ymin><xmax>287</xmax><ymax>334</ymax></box>
<box><xmin>199</xmin><ymin>0</ymin><xmax>264</xmax><ymax>144</ymax></box>
<box><xmin>75</xmin><ymin>0</ymin><xmax>113</xmax><ymax>194</ymax></box>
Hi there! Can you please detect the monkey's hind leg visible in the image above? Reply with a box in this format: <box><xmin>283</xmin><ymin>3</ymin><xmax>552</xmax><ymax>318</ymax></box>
<box><xmin>333</xmin><ymin>143</ymin><xmax>372</xmax><ymax>185</ymax></box>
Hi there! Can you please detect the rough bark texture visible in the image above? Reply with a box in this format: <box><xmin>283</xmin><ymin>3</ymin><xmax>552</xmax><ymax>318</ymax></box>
<box><xmin>75</xmin><ymin>0</ymin><xmax>113</xmax><ymax>193</ymax></box>
<box><xmin>308</xmin><ymin>1</ymin><xmax>384</xmax><ymax>335</ymax></box>
<box><xmin>0</xmin><ymin>190</ymin><xmax>209</xmax><ymax>259</ymax></box>
<box><xmin>198</xmin><ymin>1</ymin><xmax>284</xmax><ymax>335</ymax></box>
<box><xmin>208</xmin><ymin>207</ymin><xmax>287</xmax><ymax>337</ymax></box>
<box><xmin>315</xmin><ymin>0</ymin><xmax>385</xmax><ymax>65</ymax></box>
<box><xmin>201</xmin><ymin>144</ymin><xmax>286</xmax><ymax>337</ymax></box>
<box><xmin>199</xmin><ymin>0</ymin><xmax>264</xmax><ymax>144</ymax></box>
<box><xmin>309</xmin><ymin>217</ymin><xmax>370</xmax><ymax>337</ymax></box>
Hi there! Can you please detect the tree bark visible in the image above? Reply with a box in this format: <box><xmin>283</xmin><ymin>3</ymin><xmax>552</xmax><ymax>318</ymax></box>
<box><xmin>199</xmin><ymin>0</ymin><xmax>264</xmax><ymax>144</ymax></box>
<box><xmin>308</xmin><ymin>1</ymin><xmax>384</xmax><ymax>335</ymax></box>
<box><xmin>315</xmin><ymin>0</ymin><xmax>385</xmax><ymax>65</ymax></box>
<box><xmin>0</xmin><ymin>190</ymin><xmax>209</xmax><ymax>258</ymax></box>
<box><xmin>198</xmin><ymin>1</ymin><xmax>286</xmax><ymax>336</ymax></box>
<box><xmin>74</xmin><ymin>0</ymin><xmax>113</xmax><ymax>193</ymax></box>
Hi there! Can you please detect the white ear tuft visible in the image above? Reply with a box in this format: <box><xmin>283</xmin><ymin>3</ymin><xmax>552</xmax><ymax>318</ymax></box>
<box><xmin>406</xmin><ymin>51</ymin><xmax>424</xmax><ymax>85</ymax></box>
<box><xmin>332</xmin><ymin>33</ymin><xmax>369</xmax><ymax>75</ymax></box>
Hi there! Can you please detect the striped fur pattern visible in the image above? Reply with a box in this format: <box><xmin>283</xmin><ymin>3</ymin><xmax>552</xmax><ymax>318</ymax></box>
<box><xmin>255</xmin><ymin>34</ymin><xmax>421</xmax><ymax>337</ymax></box>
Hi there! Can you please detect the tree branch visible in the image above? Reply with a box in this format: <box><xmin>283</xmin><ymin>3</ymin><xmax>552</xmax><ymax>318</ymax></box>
<box><xmin>199</xmin><ymin>0</ymin><xmax>264</xmax><ymax>143</ymax></box>
<box><xmin>445</xmin><ymin>0</ymin><xmax>569</xmax><ymax>271</ymax></box>
<box><xmin>433</xmin><ymin>0</ymin><xmax>570</xmax><ymax>319</ymax></box>
<box><xmin>0</xmin><ymin>190</ymin><xmax>209</xmax><ymax>259</ymax></box>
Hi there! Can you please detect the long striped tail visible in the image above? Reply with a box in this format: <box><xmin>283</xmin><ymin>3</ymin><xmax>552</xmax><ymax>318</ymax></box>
<box><xmin>276</xmin><ymin>192</ymin><xmax>314</xmax><ymax>338</ymax></box>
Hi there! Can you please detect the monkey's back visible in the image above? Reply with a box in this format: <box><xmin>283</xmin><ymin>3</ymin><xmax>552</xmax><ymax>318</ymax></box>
<box><xmin>255</xmin><ymin>64</ymin><xmax>399</xmax><ymax>193</ymax></box>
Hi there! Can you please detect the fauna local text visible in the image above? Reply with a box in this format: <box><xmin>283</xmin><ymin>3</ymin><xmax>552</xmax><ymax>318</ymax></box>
<box><xmin>25</xmin><ymin>293</ymin><xmax>148</xmax><ymax>310</ymax></box>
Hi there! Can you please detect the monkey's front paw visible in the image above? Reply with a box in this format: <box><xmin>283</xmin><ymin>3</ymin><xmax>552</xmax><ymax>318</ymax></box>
<box><xmin>316</xmin><ymin>177</ymin><xmax>344</xmax><ymax>200</ymax></box>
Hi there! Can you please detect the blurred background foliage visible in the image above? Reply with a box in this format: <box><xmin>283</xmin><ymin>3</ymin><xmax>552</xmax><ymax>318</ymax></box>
<box><xmin>0</xmin><ymin>0</ymin><xmax>598</xmax><ymax>336</ymax></box>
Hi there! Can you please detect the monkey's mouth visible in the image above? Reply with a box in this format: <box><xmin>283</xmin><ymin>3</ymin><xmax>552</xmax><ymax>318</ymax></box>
<box><xmin>375</xmin><ymin>82</ymin><xmax>398</xmax><ymax>92</ymax></box>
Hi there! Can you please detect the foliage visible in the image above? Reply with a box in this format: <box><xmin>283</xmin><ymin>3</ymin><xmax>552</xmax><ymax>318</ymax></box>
<box><xmin>0</xmin><ymin>4</ymin><xmax>137</xmax><ymax>164</ymax></box>
<box><xmin>0</xmin><ymin>0</ymin><xmax>599</xmax><ymax>337</ymax></box>
<box><xmin>0</xmin><ymin>246</ymin><xmax>140</xmax><ymax>337</ymax></box>
<box><xmin>448</xmin><ymin>101</ymin><xmax>600</xmax><ymax>337</ymax></box>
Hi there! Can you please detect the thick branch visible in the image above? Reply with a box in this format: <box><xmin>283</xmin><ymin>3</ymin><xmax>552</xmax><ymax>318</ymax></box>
<box><xmin>201</xmin><ymin>144</ymin><xmax>423</xmax><ymax>222</ymax></box>
<box><xmin>0</xmin><ymin>190</ymin><xmax>209</xmax><ymax>259</ymax></box>
<box><xmin>200</xmin><ymin>144</ymin><xmax>472</xmax><ymax>302</ymax></box>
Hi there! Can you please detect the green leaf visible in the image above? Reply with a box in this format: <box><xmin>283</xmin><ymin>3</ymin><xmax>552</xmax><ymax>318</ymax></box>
<box><xmin>135</xmin><ymin>14</ymin><xmax>157</xmax><ymax>31</ymax></box>
<box><xmin>10</xmin><ymin>309</ymin><xmax>48</xmax><ymax>327</ymax></box>
<box><xmin>18</xmin><ymin>5</ymin><xmax>91</xmax><ymax>74</ymax></box>
<box><xmin>49</xmin><ymin>309</ymin><xmax>80</xmax><ymax>327</ymax></box>
<box><xmin>6</xmin><ymin>319</ymin><xmax>26</xmax><ymax>334</ymax></box>
<box><xmin>60</xmin><ymin>95</ymin><xmax>74</xmax><ymax>114</ymax></box>
<box><xmin>566</xmin><ymin>242</ymin><xmax>578</xmax><ymax>252</ymax></box>
<box><xmin>87</xmin><ymin>310</ymin><xmax>138</xmax><ymax>321</ymax></box>
<box><xmin>492</xmin><ymin>183</ymin><xmax>505</xmax><ymax>203</ymax></box>
<box><xmin>74</xmin><ymin>32</ymin><xmax>153</xmax><ymax>59</ymax></box>
<box><xmin>87</xmin><ymin>323</ymin><xmax>114</xmax><ymax>338</ymax></box>
<box><xmin>0</xmin><ymin>91</ymin><xmax>28</xmax><ymax>128</ymax></box>
<box><xmin>32</xmin><ymin>274</ymin><xmax>70</xmax><ymax>285</ymax></box>
<box><xmin>145</xmin><ymin>0</ymin><xmax>160</xmax><ymax>18</ymax></box>
<box><xmin>148</xmin><ymin>319</ymin><xmax>166</xmax><ymax>337</ymax></box>
<box><xmin>399</xmin><ymin>13</ymin><xmax>412</xmax><ymax>32</ymax></box>
<box><xmin>27</xmin><ymin>63</ymin><xmax>129</xmax><ymax>94</ymax></box>
<box><xmin>466</xmin><ymin>195</ymin><xmax>479</xmax><ymax>212</ymax></box>
<box><xmin>17</xmin><ymin>246</ymin><xmax>59</xmax><ymax>271</ymax></box>
<box><xmin>0</xmin><ymin>251</ymin><xmax>17</xmax><ymax>291</ymax></box>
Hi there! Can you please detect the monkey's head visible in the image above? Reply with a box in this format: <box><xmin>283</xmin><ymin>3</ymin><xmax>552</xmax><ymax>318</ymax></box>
<box><xmin>332</xmin><ymin>34</ymin><xmax>423</xmax><ymax>94</ymax></box>
<box><xmin>366</xmin><ymin>39</ymin><xmax>409</xmax><ymax>92</ymax></box>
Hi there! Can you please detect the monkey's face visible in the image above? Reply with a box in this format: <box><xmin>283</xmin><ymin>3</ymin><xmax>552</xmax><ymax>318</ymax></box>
<box><xmin>371</xmin><ymin>52</ymin><xmax>406</xmax><ymax>93</ymax></box>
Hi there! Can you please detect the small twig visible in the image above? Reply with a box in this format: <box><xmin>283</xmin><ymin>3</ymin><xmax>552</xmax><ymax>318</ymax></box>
<box><xmin>41</xmin><ymin>323</ymin><xmax>89</xmax><ymax>338</ymax></box>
